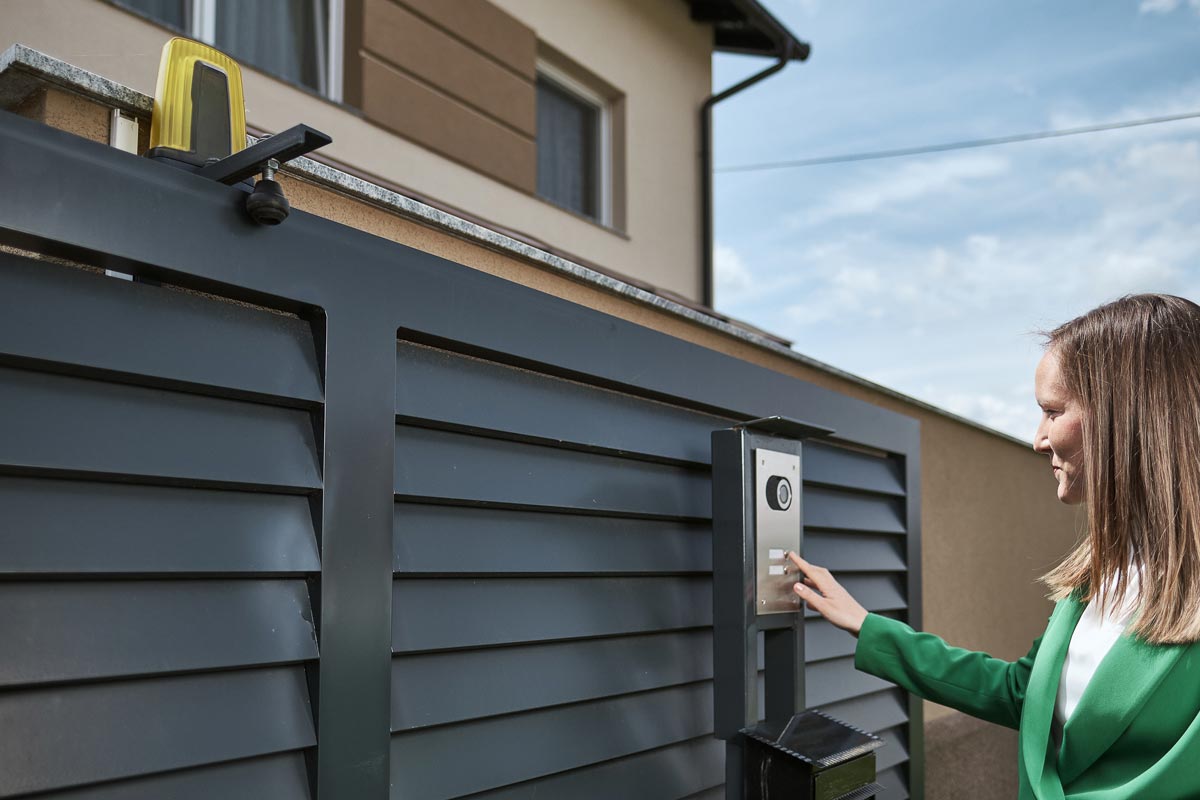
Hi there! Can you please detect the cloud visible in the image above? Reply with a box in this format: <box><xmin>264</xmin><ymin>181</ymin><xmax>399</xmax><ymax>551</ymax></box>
<box><xmin>941</xmin><ymin>387</ymin><xmax>1039</xmax><ymax>443</ymax></box>
<box><xmin>1140</xmin><ymin>0</ymin><xmax>1178</xmax><ymax>13</ymax></box>
<box><xmin>714</xmin><ymin>3</ymin><xmax>1200</xmax><ymax>441</ymax></box>
<box><xmin>1045</xmin><ymin>82</ymin><xmax>1200</xmax><ymax>154</ymax></box>
<box><xmin>714</xmin><ymin>242</ymin><xmax>755</xmax><ymax>304</ymax></box>
<box><xmin>793</xmin><ymin>153</ymin><xmax>1011</xmax><ymax>226</ymax></box>
<box><xmin>1122</xmin><ymin>138</ymin><xmax>1200</xmax><ymax>180</ymax></box>
<box><xmin>783</xmin><ymin>265</ymin><xmax>887</xmax><ymax>324</ymax></box>
<box><xmin>781</xmin><ymin>0</ymin><xmax>822</xmax><ymax>16</ymax></box>
<box><xmin>748</xmin><ymin>125</ymin><xmax>1200</xmax><ymax>440</ymax></box>
<box><xmin>782</xmin><ymin>128</ymin><xmax>1198</xmax><ymax>322</ymax></box>
<box><xmin>1138</xmin><ymin>0</ymin><xmax>1200</xmax><ymax>13</ymax></box>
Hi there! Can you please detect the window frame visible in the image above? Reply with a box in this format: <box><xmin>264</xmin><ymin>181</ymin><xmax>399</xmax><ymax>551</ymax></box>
<box><xmin>115</xmin><ymin>0</ymin><xmax>344</xmax><ymax>101</ymax></box>
<box><xmin>535</xmin><ymin>59</ymin><xmax>612</xmax><ymax>227</ymax></box>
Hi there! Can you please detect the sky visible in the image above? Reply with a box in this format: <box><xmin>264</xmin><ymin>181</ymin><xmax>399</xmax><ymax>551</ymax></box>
<box><xmin>711</xmin><ymin>0</ymin><xmax>1200</xmax><ymax>443</ymax></box>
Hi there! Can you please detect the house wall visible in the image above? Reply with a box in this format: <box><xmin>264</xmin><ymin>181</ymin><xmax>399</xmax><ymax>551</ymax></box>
<box><xmin>0</xmin><ymin>0</ymin><xmax>710</xmax><ymax>300</ymax></box>
<box><xmin>347</xmin><ymin>0</ymin><xmax>539</xmax><ymax>192</ymax></box>
<box><xmin>11</xmin><ymin>72</ymin><xmax>1080</xmax><ymax>799</ymax></box>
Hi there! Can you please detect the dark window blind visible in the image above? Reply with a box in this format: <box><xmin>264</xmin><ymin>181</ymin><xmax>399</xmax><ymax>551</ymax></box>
<box><xmin>536</xmin><ymin>75</ymin><xmax>599</xmax><ymax>219</ymax></box>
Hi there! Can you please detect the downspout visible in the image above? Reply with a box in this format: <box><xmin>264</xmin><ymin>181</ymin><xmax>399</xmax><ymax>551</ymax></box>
<box><xmin>700</xmin><ymin>43</ymin><xmax>795</xmax><ymax>308</ymax></box>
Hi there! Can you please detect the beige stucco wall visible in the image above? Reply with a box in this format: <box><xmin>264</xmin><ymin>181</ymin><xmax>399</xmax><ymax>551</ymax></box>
<box><xmin>0</xmin><ymin>0</ymin><xmax>711</xmax><ymax>300</ymax></box>
<box><xmin>13</xmin><ymin>83</ymin><xmax>1080</xmax><ymax>797</ymax></box>
<box><xmin>492</xmin><ymin>0</ymin><xmax>711</xmax><ymax>299</ymax></box>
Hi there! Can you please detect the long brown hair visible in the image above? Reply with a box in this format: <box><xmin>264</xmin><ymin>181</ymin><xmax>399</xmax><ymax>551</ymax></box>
<box><xmin>1042</xmin><ymin>293</ymin><xmax>1200</xmax><ymax>644</ymax></box>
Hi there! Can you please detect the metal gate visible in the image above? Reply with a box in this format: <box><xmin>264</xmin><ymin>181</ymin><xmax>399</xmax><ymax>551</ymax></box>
<box><xmin>0</xmin><ymin>109</ymin><xmax>922</xmax><ymax>800</ymax></box>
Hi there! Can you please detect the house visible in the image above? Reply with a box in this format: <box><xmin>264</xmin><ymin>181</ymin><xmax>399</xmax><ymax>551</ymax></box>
<box><xmin>0</xmin><ymin>2</ymin><xmax>1076</xmax><ymax>798</ymax></box>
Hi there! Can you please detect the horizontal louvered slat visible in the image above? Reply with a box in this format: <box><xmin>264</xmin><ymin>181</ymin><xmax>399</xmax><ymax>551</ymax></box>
<box><xmin>394</xmin><ymin>614</ymin><xmax>906</xmax><ymax>732</ymax></box>
<box><xmin>807</xmin><ymin>656</ymin><xmax>895</xmax><ymax>706</ymax></box>
<box><xmin>389</xmin><ymin>681</ymin><xmax>712</xmax><ymax>799</ymax></box>
<box><xmin>392</xmin><ymin>630</ymin><xmax>712</xmax><ymax>731</ymax></box>
<box><xmin>0</xmin><ymin>253</ymin><xmax>322</xmax><ymax>404</ymax></box>
<box><xmin>394</xmin><ymin>503</ymin><xmax>709</xmax><ymax>575</ymax></box>
<box><xmin>803</xmin><ymin>574</ymin><xmax>906</xmax><ymax>618</ymax></box>
<box><xmin>0</xmin><ymin>580</ymin><xmax>316</xmax><ymax>687</ymax></box>
<box><xmin>876</xmin><ymin>725</ymin><xmax>910</xmax><ymax>771</ymax></box>
<box><xmin>462</xmin><ymin>735</ymin><xmax>724</xmax><ymax>800</ymax></box>
<box><xmin>394</xmin><ymin>426</ymin><xmax>709</xmax><ymax>518</ymax></box>
<box><xmin>804</xmin><ymin>486</ymin><xmax>905</xmax><ymax>533</ymax></box>
<box><xmin>803</xmin><ymin>441</ymin><xmax>904</xmax><ymax>496</ymax></box>
<box><xmin>395</xmin><ymin>575</ymin><xmax>903</xmax><ymax>653</ymax></box>
<box><xmin>0</xmin><ymin>367</ymin><xmax>320</xmax><ymax>490</ymax></box>
<box><xmin>396</xmin><ymin>342</ymin><xmax>729</xmax><ymax>465</ymax></box>
<box><xmin>392</xmin><ymin>577</ymin><xmax>711</xmax><ymax>652</ymax></box>
<box><xmin>0</xmin><ymin>667</ymin><xmax>315</xmax><ymax>797</ymax></box>
<box><xmin>804</xmin><ymin>531</ymin><xmax>906</xmax><ymax>572</ymax></box>
<box><xmin>804</xmin><ymin>612</ymin><xmax>903</xmax><ymax>663</ymax></box>
<box><xmin>805</xmin><ymin>618</ymin><xmax>859</xmax><ymax>663</ymax></box>
<box><xmin>877</xmin><ymin>765</ymin><xmax>909</xmax><ymax>800</ymax></box>
<box><xmin>0</xmin><ymin>477</ymin><xmax>319</xmax><ymax>575</ymax></box>
<box><xmin>43</xmin><ymin>752</ymin><xmax>311</xmax><ymax>800</ymax></box>
<box><xmin>819</xmin><ymin>689</ymin><xmax>910</xmax><ymax>733</ymax></box>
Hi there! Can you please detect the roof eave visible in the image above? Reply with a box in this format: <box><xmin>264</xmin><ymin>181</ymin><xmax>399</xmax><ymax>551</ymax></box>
<box><xmin>687</xmin><ymin>0</ymin><xmax>811</xmax><ymax>61</ymax></box>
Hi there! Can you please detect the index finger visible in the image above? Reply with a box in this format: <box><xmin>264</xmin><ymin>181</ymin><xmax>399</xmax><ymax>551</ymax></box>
<box><xmin>785</xmin><ymin>551</ymin><xmax>815</xmax><ymax>575</ymax></box>
<box><xmin>785</xmin><ymin>552</ymin><xmax>828</xmax><ymax>588</ymax></box>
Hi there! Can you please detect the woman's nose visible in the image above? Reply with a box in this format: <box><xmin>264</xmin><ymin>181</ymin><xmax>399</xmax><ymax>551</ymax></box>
<box><xmin>1033</xmin><ymin>422</ymin><xmax>1050</xmax><ymax>454</ymax></box>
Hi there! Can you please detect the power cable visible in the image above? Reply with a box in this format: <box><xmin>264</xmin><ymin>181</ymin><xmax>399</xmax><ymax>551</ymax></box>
<box><xmin>714</xmin><ymin>110</ymin><xmax>1200</xmax><ymax>173</ymax></box>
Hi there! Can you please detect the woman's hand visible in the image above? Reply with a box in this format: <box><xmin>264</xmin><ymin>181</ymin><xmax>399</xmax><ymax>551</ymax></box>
<box><xmin>785</xmin><ymin>552</ymin><xmax>869</xmax><ymax>637</ymax></box>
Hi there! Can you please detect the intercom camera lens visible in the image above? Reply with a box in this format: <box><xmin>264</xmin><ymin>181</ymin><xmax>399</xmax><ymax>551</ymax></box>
<box><xmin>766</xmin><ymin>475</ymin><xmax>792</xmax><ymax>511</ymax></box>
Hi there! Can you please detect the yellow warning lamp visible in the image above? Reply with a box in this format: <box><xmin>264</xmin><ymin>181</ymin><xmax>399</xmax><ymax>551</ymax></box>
<box><xmin>148</xmin><ymin>37</ymin><xmax>247</xmax><ymax>166</ymax></box>
<box><xmin>144</xmin><ymin>36</ymin><xmax>332</xmax><ymax>225</ymax></box>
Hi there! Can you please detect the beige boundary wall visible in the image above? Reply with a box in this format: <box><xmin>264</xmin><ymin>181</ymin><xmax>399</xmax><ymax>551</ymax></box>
<box><xmin>6</xmin><ymin>64</ymin><xmax>1081</xmax><ymax>798</ymax></box>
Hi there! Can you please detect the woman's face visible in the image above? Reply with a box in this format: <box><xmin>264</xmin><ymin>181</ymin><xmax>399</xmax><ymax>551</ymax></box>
<box><xmin>1033</xmin><ymin>350</ymin><xmax>1086</xmax><ymax>505</ymax></box>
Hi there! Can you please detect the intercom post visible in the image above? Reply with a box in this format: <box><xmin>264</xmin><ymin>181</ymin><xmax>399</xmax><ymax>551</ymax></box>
<box><xmin>712</xmin><ymin>417</ymin><xmax>884</xmax><ymax>800</ymax></box>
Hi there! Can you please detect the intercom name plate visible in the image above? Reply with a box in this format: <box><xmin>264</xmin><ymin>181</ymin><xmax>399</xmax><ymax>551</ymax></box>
<box><xmin>754</xmin><ymin>448</ymin><xmax>802</xmax><ymax>614</ymax></box>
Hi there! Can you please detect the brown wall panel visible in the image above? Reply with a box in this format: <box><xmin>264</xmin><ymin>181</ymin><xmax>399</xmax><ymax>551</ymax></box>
<box><xmin>363</xmin><ymin>0</ymin><xmax>535</xmax><ymax>136</ymax></box>
<box><xmin>343</xmin><ymin>0</ymin><xmax>365</xmax><ymax>107</ymax></box>
<box><xmin>360</xmin><ymin>55</ymin><xmax>537</xmax><ymax>193</ymax></box>
<box><xmin>398</xmin><ymin>0</ymin><xmax>537</xmax><ymax>80</ymax></box>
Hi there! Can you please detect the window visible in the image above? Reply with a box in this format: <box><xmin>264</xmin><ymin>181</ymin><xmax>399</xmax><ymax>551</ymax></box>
<box><xmin>536</xmin><ymin>61</ymin><xmax>611</xmax><ymax>225</ymax></box>
<box><xmin>115</xmin><ymin>0</ymin><xmax>343</xmax><ymax>100</ymax></box>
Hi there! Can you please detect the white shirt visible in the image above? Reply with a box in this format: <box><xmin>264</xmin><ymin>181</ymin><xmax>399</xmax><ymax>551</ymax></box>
<box><xmin>1051</xmin><ymin>569</ymin><xmax>1141</xmax><ymax>748</ymax></box>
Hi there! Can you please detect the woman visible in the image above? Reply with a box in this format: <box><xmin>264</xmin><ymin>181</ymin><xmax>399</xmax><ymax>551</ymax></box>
<box><xmin>788</xmin><ymin>293</ymin><xmax>1200</xmax><ymax>799</ymax></box>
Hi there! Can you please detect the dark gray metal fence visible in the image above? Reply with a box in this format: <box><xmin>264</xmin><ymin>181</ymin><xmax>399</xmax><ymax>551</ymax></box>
<box><xmin>0</xmin><ymin>108</ymin><xmax>921</xmax><ymax>799</ymax></box>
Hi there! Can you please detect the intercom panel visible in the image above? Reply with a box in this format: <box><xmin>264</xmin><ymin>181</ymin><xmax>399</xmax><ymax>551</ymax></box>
<box><xmin>754</xmin><ymin>448</ymin><xmax>802</xmax><ymax>615</ymax></box>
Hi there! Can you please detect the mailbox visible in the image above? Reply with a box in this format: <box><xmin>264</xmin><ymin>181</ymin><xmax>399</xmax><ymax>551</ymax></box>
<box><xmin>712</xmin><ymin>417</ymin><xmax>884</xmax><ymax>800</ymax></box>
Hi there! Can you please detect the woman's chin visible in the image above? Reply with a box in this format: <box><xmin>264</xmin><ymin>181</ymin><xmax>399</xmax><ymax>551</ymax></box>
<box><xmin>1057</xmin><ymin>483</ymin><xmax>1083</xmax><ymax>505</ymax></box>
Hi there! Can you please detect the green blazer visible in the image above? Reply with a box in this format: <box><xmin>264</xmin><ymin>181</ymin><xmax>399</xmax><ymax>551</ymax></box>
<box><xmin>855</xmin><ymin>601</ymin><xmax>1200</xmax><ymax>799</ymax></box>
